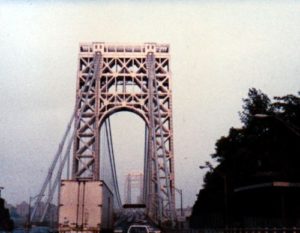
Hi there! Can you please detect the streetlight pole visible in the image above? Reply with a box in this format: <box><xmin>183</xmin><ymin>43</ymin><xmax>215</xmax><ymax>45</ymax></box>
<box><xmin>27</xmin><ymin>196</ymin><xmax>32</xmax><ymax>233</ymax></box>
<box><xmin>173</xmin><ymin>187</ymin><xmax>183</xmax><ymax>217</ymax></box>
<box><xmin>254</xmin><ymin>113</ymin><xmax>300</xmax><ymax>226</ymax></box>
<box><xmin>254</xmin><ymin>114</ymin><xmax>300</xmax><ymax>137</ymax></box>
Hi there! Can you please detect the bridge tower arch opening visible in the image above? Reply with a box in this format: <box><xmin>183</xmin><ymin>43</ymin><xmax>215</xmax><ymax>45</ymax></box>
<box><xmin>103</xmin><ymin>111</ymin><xmax>145</xmax><ymax>206</ymax></box>
<box><xmin>70</xmin><ymin>42</ymin><xmax>175</xmax><ymax>225</ymax></box>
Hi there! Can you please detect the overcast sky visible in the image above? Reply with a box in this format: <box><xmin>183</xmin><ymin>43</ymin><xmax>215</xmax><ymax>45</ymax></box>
<box><xmin>0</xmin><ymin>0</ymin><xmax>300</xmax><ymax>208</ymax></box>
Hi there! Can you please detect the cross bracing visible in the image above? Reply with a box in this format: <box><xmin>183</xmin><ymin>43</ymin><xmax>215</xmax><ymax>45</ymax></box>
<box><xmin>124</xmin><ymin>172</ymin><xmax>144</xmax><ymax>205</ymax></box>
<box><xmin>31</xmin><ymin>42</ymin><xmax>176</xmax><ymax>226</ymax></box>
<box><xmin>30</xmin><ymin>52</ymin><xmax>122</xmax><ymax>221</ymax></box>
<box><xmin>30</xmin><ymin>116</ymin><xmax>122</xmax><ymax>222</ymax></box>
<box><xmin>73</xmin><ymin>42</ymin><xmax>175</xmax><ymax>224</ymax></box>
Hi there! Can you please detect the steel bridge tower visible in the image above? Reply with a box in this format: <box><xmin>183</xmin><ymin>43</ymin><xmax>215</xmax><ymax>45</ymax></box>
<box><xmin>71</xmin><ymin>42</ymin><xmax>175</xmax><ymax>225</ymax></box>
<box><xmin>124</xmin><ymin>172</ymin><xmax>144</xmax><ymax>204</ymax></box>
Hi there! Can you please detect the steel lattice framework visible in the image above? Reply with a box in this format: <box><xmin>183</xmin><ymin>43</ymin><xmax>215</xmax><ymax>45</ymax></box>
<box><xmin>72</xmin><ymin>42</ymin><xmax>175</xmax><ymax>224</ymax></box>
<box><xmin>124</xmin><ymin>172</ymin><xmax>144</xmax><ymax>204</ymax></box>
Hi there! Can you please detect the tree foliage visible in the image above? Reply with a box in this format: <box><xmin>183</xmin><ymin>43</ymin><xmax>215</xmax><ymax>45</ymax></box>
<box><xmin>239</xmin><ymin>88</ymin><xmax>274</xmax><ymax>126</ymax></box>
<box><xmin>0</xmin><ymin>198</ymin><xmax>14</xmax><ymax>231</ymax></box>
<box><xmin>191</xmin><ymin>88</ymin><xmax>300</xmax><ymax>228</ymax></box>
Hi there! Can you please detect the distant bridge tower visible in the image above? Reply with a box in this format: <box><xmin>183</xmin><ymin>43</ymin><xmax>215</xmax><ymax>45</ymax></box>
<box><xmin>124</xmin><ymin>172</ymin><xmax>143</xmax><ymax>204</ymax></box>
<box><xmin>71</xmin><ymin>42</ymin><xmax>175</xmax><ymax>224</ymax></box>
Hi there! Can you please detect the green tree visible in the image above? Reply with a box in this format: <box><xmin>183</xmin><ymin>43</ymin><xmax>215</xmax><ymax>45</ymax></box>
<box><xmin>239</xmin><ymin>88</ymin><xmax>274</xmax><ymax>126</ymax></box>
<box><xmin>191</xmin><ymin>88</ymin><xmax>300</xmax><ymax>228</ymax></box>
<box><xmin>0</xmin><ymin>198</ymin><xmax>14</xmax><ymax>231</ymax></box>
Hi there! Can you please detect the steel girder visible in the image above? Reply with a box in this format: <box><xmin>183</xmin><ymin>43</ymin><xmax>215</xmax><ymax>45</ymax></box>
<box><xmin>72</xmin><ymin>42</ymin><xmax>175</xmax><ymax>224</ymax></box>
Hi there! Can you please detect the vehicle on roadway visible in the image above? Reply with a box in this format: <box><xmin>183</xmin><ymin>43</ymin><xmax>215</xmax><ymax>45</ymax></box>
<box><xmin>113</xmin><ymin>228</ymin><xmax>123</xmax><ymax>233</ymax></box>
<box><xmin>127</xmin><ymin>224</ymin><xmax>150</xmax><ymax>233</ymax></box>
<box><xmin>127</xmin><ymin>224</ymin><xmax>161</xmax><ymax>233</ymax></box>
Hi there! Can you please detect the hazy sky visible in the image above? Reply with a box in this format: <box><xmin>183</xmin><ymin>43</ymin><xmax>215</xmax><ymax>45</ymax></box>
<box><xmin>0</xmin><ymin>1</ymin><xmax>300</xmax><ymax>208</ymax></box>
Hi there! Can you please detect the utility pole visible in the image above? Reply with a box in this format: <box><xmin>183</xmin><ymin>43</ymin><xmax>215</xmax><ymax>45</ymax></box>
<box><xmin>173</xmin><ymin>187</ymin><xmax>183</xmax><ymax>217</ymax></box>
<box><xmin>254</xmin><ymin>114</ymin><xmax>300</xmax><ymax>137</ymax></box>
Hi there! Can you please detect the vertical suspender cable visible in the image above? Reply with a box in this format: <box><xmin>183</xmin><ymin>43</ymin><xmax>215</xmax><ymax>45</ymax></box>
<box><xmin>105</xmin><ymin>118</ymin><xmax>122</xmax><ymax>209</ymax></box>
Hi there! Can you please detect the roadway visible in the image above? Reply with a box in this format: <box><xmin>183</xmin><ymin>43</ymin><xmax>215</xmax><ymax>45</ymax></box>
<box><xmin>114</xmin><ymin>209</ymin><xmax>160</xmax><ymax>232</ymax></box>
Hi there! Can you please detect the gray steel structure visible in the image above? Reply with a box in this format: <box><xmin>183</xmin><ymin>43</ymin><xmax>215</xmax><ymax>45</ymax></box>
<box><xmin>124</xmin><ymin>172</ymin><xmax>144</xmax><ymax>204</ymax></box>
<box><xmin>72</xmin><ymin>42</ymin><xmax>175</xmax><ymax>224</ymax></box>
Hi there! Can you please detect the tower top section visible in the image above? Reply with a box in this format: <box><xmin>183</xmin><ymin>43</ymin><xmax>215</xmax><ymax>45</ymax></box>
<box><xmin>79</xmin><ymin>42</ymin><xmax>169</xmax><ymax>55</ymax></box>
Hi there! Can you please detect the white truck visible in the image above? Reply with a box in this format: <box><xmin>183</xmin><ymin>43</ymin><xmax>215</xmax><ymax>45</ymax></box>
<box><xmin>58</xmin><ymin>180</ymin><xmax>113</xmax><ymax>233</ymax></box>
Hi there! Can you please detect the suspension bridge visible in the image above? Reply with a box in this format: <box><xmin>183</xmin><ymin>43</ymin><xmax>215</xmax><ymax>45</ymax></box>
<box><xmin>29</xmin><ymin>42</ymin><xmax>176</xmax><ymax>232</ymax></box>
